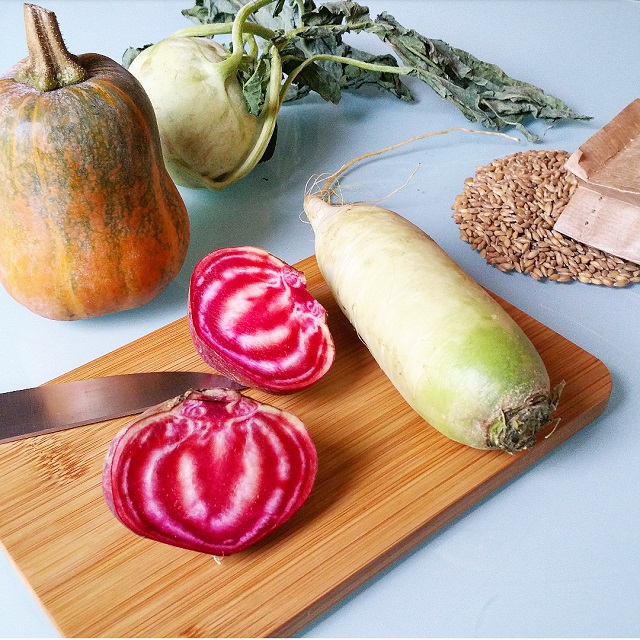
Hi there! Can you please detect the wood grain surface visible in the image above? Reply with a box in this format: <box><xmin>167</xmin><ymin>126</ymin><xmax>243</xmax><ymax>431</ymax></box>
<box><xmin>0</xmin><ymin>255</ymin><xmax>612</xmax><ymax>638</ymax></box>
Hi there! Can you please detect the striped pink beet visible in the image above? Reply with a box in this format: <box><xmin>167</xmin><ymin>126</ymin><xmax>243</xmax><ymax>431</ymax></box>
<box><xmin>102</xmin><ymin>388</ymin><xmax>317</xmax><ymax>555</ymax></box>
<box><xmin>188</xmin><ymin>246</ymin><xmax>335</xmax><ymax>393</ymax></box>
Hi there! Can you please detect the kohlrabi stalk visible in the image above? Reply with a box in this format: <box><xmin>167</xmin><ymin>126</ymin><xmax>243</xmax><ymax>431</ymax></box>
<box><xmin>172</xmin><ymin>14</ymin><xmax>415</xmax><ymax>118</ymax></box>
<box><xmin>217</xmin><ymin>42</ymin><xmax>282</xmax><ymax>190</ymax></box>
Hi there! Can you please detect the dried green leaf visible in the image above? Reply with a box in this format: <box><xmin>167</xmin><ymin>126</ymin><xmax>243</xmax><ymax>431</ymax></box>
<box><xmin>122</xmin><ymin>45</ymin><xmax>152</xmax><ymax>69</ymax></box>
<box><xmin>182</xmin><ymin>0</ymin><xmax>304</xmax><ymax>31</ymax></box>
<box><xmin>182</xmin><ymin>0</ymin><xmax>245</xmax><ymax>25</ymax></box>
<box><xmin>366</xmin><ymin>12</ymin><xmax>590</xmax><ymax>140</ymax></box>
<box><xmin>277</xmin><ymin>40</ymin><xmax>343</xmax><ymax>102</ymax></box>
<box><xmin>301</xmin><ymin>1</ymin><xmax>370</xmax><ymax>26</ymax></box>
<box><xmin>280</xmin><ymin>27</ymin><xmax>410</xmax><ymax>102</ymax></box>
<box><xmin>241</xmin><ymin>56</ymin><xmax>271</xmax><ymax>114</ymax></box>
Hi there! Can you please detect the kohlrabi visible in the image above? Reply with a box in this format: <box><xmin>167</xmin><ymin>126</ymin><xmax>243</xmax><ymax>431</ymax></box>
<box><xmin>125</xmin><ymin>0</ymin><xmax>589</xmax><ymax>190</ymax></box>
<box><xmin>127</xmin><ymin>1</ymin><xmax>283</xmax><ymax>189</ymax></box>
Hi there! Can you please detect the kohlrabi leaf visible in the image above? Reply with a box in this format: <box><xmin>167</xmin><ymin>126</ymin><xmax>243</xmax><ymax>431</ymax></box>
<box><xmin>122</xmin><ymin>45</ymin><xmax>152</xmax><ymax>69</ymax></box>
<box><xmin>301</xmin><ymin>1</ymin><xmax>371</xmax><ymax>26</ymax></box>
<box><xmin>241</xmin><ymin>56</ymin><xmax>270</xmax><ymax>114</ymax></box>
<box><xmin>183</xmin><ymin>0</ymin><xmax>303</xmax><ymax>32</ymax></box>
<box><xmin>182</xmin><ymin>0</ymin><xmax>244</xmax><ymax>26</ymax></box>
<box><xmin>278</xmin><ymin>26</ymin><xmax>410</xmax><ymax>103</ymax></box>
<box><xmin>364</xmin><ymin>12</ymin><xmax>590</xmax><ymax>140</ymax></box>
<box><xmin>277</xmin><ymin>40</ymin><xmax>343</xmax><ymax>103</ymax></box>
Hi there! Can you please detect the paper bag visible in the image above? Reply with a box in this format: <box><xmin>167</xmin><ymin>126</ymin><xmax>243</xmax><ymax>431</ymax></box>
<box><xmin>554</xmin><ymin>99</ymin><xmax>640</xmax><ymax>264</ymax></box>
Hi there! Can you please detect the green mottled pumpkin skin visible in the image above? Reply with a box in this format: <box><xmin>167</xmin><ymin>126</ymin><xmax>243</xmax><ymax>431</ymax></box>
<box><xmin>0</xmin><ymin>53</ymin><xmax>190</xmax><ymax>320</ymax></box>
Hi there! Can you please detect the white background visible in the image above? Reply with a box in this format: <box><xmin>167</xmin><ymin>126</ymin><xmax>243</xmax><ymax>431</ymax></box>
<box><xmin>0</xmin><ymin>0</ymin><xmax>638</xmax><ymax>636</ymax></box>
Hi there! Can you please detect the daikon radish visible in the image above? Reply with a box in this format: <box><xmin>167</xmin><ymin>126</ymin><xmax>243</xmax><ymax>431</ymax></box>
<box><xmin>303</xmin><ymin>130</ymin><xmax>562</xmax><ymax>452</ymax></box>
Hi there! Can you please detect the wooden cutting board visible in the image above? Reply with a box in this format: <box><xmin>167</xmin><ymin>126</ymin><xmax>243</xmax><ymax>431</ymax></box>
<box><xmin>0</xmin><ymin>255</ymin><xmax>611</xmax><ymax>638</ymax></box>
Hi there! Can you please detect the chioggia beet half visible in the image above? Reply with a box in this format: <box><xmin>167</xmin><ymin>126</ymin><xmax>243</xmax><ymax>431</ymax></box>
<box><xmin>188</xmin><ymin>246</ymin><xmax>335</xmax><ymax>393</ymax></box>
<box><xmin>102</xmin><ymin>388</ymin><xmax>318</xmax><ymax>555</ymax></box>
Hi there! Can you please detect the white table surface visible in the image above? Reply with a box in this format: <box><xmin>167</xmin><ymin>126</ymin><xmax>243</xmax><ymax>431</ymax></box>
<box><xmin>0</xmin><ymin>0</ymin><xmax>638</xmax><ymax>637</ymax></box>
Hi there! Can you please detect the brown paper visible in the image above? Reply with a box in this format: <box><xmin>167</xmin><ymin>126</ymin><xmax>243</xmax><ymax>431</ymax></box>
<box><xmin>554</xmin><ymin>99</ymin><xmax>640</xmax><ymax>264</ymax></box>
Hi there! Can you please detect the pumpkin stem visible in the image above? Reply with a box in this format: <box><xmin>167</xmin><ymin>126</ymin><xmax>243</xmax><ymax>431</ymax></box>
<box><xmin>14</xmin><ymin>4</ymin><xmax>86</xmax><ymax>91</ymax></box>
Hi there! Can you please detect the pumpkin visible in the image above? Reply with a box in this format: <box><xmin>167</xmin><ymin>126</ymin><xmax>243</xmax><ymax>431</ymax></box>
<box><xmin>0</xmin><ymin>4</ymin><xmax>190</xmax><ymax>320</ymax></box>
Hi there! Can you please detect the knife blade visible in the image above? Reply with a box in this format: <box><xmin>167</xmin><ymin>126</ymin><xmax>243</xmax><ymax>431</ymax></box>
<box><xmin>0</xmin><ymin>371</ymin><xmax>246</xmax><ymax>444</ymax></box>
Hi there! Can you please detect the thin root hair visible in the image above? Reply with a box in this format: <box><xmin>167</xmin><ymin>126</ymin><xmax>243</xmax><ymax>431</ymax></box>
<box><xmin>313</xmin><ymin>127</ymin><xmax>521</xmax><ymax>201</ymax></box>
<box><xmin>304</xmin><ymin>173</ymin><xmax>330</xmax><ymax>195</ymax></box>
<box><xmin>298</xmin><ymin>208</ymin><xmax>311</xmax><ymax>224</ymax></box>
<box><xmin>544</xmin><ymin>416</ymin><xmax>561</xmax><ymax>439</ymax></box>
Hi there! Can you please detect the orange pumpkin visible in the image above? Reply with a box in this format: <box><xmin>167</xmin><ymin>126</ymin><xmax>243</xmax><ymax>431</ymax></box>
<box><xmin>0</xmin><ymin>5</ymin><xmax>190</xmax><ymax>320</ymax></box>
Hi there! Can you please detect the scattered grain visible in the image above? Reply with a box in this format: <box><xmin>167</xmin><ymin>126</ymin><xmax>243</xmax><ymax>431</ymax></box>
<box><xmin>451</xmin><ymin>149</ymin><xmax>640</xmax><ymax>287</ymax></box>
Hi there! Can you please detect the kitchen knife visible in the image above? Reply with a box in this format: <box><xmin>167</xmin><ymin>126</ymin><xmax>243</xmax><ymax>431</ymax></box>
<box><xmin>0</xmin><ymin>371</ymin><xmax>246</xmax><ymax>444</ymax></box>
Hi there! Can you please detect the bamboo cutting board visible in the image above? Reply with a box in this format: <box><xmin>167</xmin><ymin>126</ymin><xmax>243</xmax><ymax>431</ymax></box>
<box><xmin>0</xmin><ymin>255</ymin><xmax>611</xmax><ymax>638</ymax></box>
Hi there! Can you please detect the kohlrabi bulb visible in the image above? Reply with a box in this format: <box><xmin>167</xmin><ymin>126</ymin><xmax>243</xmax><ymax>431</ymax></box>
<box><xmin>129</xmin><ymin>36</ymin><xmax>260</xmax><ymax>189</ymax></box>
